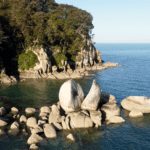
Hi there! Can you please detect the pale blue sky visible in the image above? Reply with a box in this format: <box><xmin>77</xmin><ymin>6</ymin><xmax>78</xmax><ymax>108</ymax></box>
<box><xmin>56</xmin><ymin>0</ymin><xmax>150</xmax><ymax>43</ymax></box>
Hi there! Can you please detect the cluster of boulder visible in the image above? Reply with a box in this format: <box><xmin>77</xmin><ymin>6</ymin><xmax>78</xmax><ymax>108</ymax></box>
<box><xmin>0</xmin><ymin>79</ymin><xmax>126</xmax><ymax>149</ymax></box>
<box><xmin>121</xmin><ymin>96</ymin><xmax>150</xmax><ymax>118</ymax></box>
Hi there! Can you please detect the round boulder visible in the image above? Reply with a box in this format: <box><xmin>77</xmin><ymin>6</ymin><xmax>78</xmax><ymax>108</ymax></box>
<box><xmin>121</xmin><ymin>96</ymin><xmax>150</xmax><ymax>113</ymax></box>
<box><xmin>25</xmin><ymin>108</ymin><xmax>36</xmax><ymax>115</ymax></box>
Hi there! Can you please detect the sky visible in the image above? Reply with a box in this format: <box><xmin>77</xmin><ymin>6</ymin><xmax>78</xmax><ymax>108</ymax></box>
<box><xmin>56</xmin><ymin>0</ymin><xmax>150</xmax><ymax>43</ymax></box>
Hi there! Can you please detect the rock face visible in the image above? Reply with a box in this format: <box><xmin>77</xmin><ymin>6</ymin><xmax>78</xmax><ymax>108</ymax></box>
<box><xmin>81</xmin><ymin>80</ymin><xmax>101</xmax><ymax>111</ymax></box>
<box><xmin>68</xmin><ymin>111</ymin><xmax>93</xmax><ymax>129</ymax></box>
<box><xmin>33</xmin><ymin>47</ymin><xmax>51</xmax><ymax>75</ymax></box>
<box><xmin>101</xmin><ymin>94</ymin><xmax>120</xmax><ymax>120</ymax></box>
<box><xmin>121</xmin><ymin>96</ymin><xmax>150</xmax><ymax>113</ymax></box>
<box><xmin>59</xmin><ymin>80</ymin><xmax>84</xmax><ymax>113</ymax></box>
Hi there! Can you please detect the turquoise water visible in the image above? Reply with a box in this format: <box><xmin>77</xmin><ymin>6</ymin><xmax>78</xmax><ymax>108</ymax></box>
<box><xmin>0</xmin><ymin>43</ymin><xmax>150</xmax><ymax>149</ymax></box>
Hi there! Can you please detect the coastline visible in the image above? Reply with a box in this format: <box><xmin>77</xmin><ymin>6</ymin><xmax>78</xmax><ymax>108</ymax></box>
<box><xmin>19</xmin><ymin>62</ymin><xmax>119</xmax><ymax>81</ymax></box>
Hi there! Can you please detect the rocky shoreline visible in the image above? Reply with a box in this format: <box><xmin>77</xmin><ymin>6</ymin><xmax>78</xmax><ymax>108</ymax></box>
<box><xmin>1</xmin><ymin>79</ymin><xmax>149</xmax><ymax>149</ymax></box>
<box><xmin>0</xmin><ymin>62</ymin><xmax>118</xmax><ymax>84</ymax></box>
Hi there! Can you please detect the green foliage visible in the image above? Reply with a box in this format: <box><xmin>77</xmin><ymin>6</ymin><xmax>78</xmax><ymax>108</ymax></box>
<box><xmin>18</xmin><ymin>50</ymin><xmax>38</xmax><ymax>70</ymax></box>
<box><xmin>0</xmin><ymin>0</ymin><xmax>94</xmax><ymax>73</ymax></box>
<box><xmin>54</xmin><ymin>53</ymin><xmax>67</xmax><ymax>66</ymax></box>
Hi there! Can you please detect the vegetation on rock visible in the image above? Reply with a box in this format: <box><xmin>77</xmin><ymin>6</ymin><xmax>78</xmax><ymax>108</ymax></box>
<box><xmin>0</xmin><ymin>0</ymin><xmax>96</xmax><ymax>76</ymax></box>
<box><xmin>18</xmin><ymin>51</ymin><xmax>38</xmax><ymax>70</ymax></box>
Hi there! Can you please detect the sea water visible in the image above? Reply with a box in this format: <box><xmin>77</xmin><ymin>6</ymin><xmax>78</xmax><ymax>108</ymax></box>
<box><xmin>0</xmin><ymin>43</ymin><xmax>150</xmax><ymax>150</ymax></box>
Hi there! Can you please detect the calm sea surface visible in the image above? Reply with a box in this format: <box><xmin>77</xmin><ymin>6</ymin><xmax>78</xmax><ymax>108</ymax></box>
<box><xmin>0</xmin><ymin>43</ymin><xmax>150</xmax><ymax>150</ymax></box>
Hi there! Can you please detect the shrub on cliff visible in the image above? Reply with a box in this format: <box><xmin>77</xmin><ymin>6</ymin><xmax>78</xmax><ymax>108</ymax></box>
<box><xmin>18</xmin><ymin>51</ymin><xmax>38</xmax><ymax>70</ymax></box>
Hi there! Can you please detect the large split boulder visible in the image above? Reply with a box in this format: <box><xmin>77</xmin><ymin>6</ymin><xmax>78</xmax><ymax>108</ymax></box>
<box><xmin>68</xmin><ymin>111</ymin><xmax>93</xmax><ymax>129</ymax></box>
<box><xmin>81</xmin><ymin>80</ymin><xmax>101</xmax><ymax>111</ymax></box>
<box><xmin>59</xmin><ymin>80</ymin><xmax>84</xmax><ymax>113</ymax></box>
<box><xmin>121</xmin><ymin>96</ymin><xmax>150</xmax><ymax>113</ymax></box>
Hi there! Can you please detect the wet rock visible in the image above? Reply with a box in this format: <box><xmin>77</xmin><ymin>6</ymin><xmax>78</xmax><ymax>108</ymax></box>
<box><xmin>8</xmin><ymin>121</ymin><xmax>20</xmax><ymax>135</ymax></box>
<box><xmin>61</xmin><ymin>116</ymin><xmax>67</xmax><ymax>130</ymax></box>
<box><xmin>66</xmin><ymin>133</ymin><xmax>75</xmax><ymax>142</ymax></box>
<box><xmin>27</xmin><ymin>133</ymin><xmax>43</xmax><ymax>145</ymax></box>
<box><xmin>129</xmin><ymin>110</ymin><xmax>143</xmax><ymax>118</ymax></box>
<box><xmin>121</xmin><ymin>96</ymin><xmax>150</xmax><ymax>113</ymax></box>
<box><xmin>29</xmin><ymin>144</ymin><xmax>39</xmax><ymax>150</ymax></box>
<box><xmin>107</xmin><ymin>116</ymin><xmax>125</xmax><ymax>124</ymax></box>
<box><xmin>31</xmin><ymin>126</ymin><xmax>43</xmax><ymax>134</ymax></box>
<box><xmin>81</xmin><ymin>80</ymin><xmax>101</xmax><ymax>111</ymax></box>
<box><xmin>52</xmin><ymin>122</ymin><xmax>63</xmax><ymax>131</ymax></box>
<box><xmin>11</xmin><ymin>107</ymin><xmax>19</xmax><ymax>115</ymax></box>
<box><xmin>27</xmin><ymin>117</ymin><xmax>38</xmax><ymax>128</ymax></box>
<box><xmin>101</xmin><ymin>94</ymin><xmax>120</xmax><ymax>120</ymax></box>
<box><xmin>0</xmin><ymin>119</ymin><xmax>7</xmax><ymax>127</ymax></box>
<box><xmin>49</xmin><ymin>105</ymin><xmax>61</xmax><ymax>124</ymax></box>
<box><xmin>39</xmin><ymin>112</ymin><xmax>47</xmax><ymax>118</ymax></box>
<box><xmin>38</xmin><ymin>120</ymin><xmax>46</xmax><ymax>126</ymax></box>
<box><xmin>43</xmin><ymin>124</ymin><xmax>57</xmax><ymax>138</ymax></box>
<box><xmin>59</xmin><ymin>80</ymin><xmax>84</xmax><ymax>113</ymax></box>
<box><xmin>0</xmin><ymin>129</ymin><xmax>5</xmax><ymax>135</ymax></box>
<box><xmin>10</xmin><ymin>121</ymin><xmax>19</xmax><ymax>130</ymax></box>
<box><xmin>25</xmin><ymin>108</ymin><xmax>36</xmax><ymax>115</ymax></box>
<box><xmin>19</xmin><ymin>115</ymin><xmax>27</xmax><ymax>123</ymax></box>
<box><xmin>40</xmin><ymin>106</ymin><xmax>50</xmax><ymax>114</ymax></box>
<box><xmin>69</xmin><ymin>111</ymin><xmax>93</xmax><ymax>129</ymax></box>
<box><xmin>0</xmin><ymin>107</ymin><xmax>6</xmax><ymax>116</ymax></box>
<box><xmin>90</xmin><ymin>110</ymin><xmax>101</xmax><ymax>127</ymax></box>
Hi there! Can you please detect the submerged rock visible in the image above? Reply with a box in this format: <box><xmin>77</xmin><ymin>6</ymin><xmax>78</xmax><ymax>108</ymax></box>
<box><xmin>29</xmin><ymin>144</ymin><xmax>39</xmax><ymax>150</ymax></box>
<box><xmin>81</xmin><ymin>80</ymin><xmax>101</xmax><ymax>111</ymax></box>
<box><xmin>27</xmin><ymin>133</ymin><xmax>43</xmax><ymax>145</ymax></box>
<box><xmin>0</xmin><ymin>107</ymin><xmax>6</xmax><ymax>116</ymax></box>
<box><xmin>66</xmin><ymin>133</ymin><xmax>75</xmax><ymax>142</ymax></box>
<box><xmin>121</xmin><ymin>96</ymin><xmax>150</xmax><ymax>113</ymax></box>
<box><xmin>0</xmin><ymin>119</ymin><xmax>7</xmax><ymax>127</ymax></box>
<box><xmin>129</xmin><ymin>110</ymin><xmax>143</xmax><ymax>118</ymax></box>
<box><xmin>59</xmin><ymin>79</ymin><xmax>84</xmax><ymax>113</ymax></box>
<box><xmin>107</xmin><ymin>116</ymin><xmax>125</xmax><ymax>124</ymax></box>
